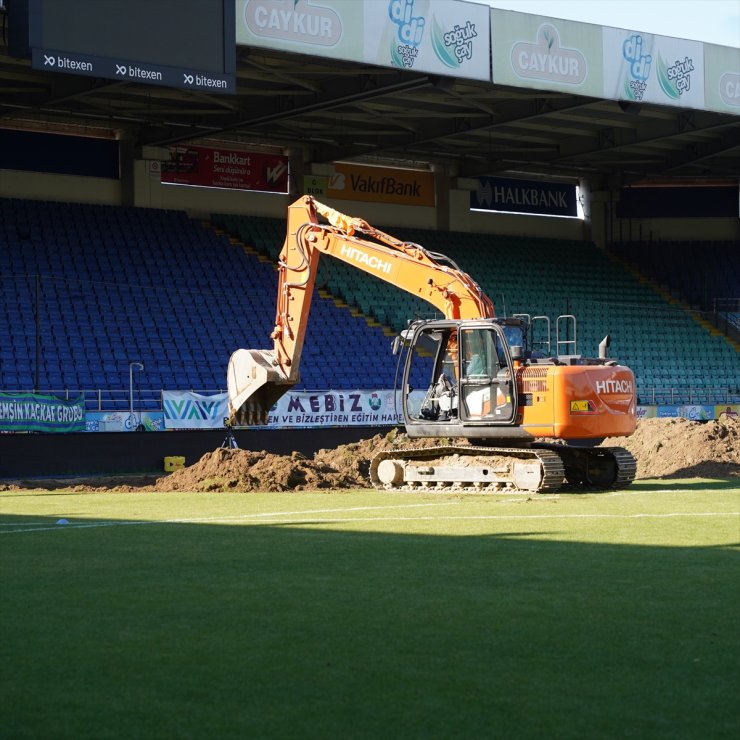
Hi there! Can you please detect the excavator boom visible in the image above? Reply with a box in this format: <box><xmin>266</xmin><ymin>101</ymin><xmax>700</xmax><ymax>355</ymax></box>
<box><xmin>228</xmin><ymin>196</ymin><xmax>493</xmax><ymax>425</ymax></box>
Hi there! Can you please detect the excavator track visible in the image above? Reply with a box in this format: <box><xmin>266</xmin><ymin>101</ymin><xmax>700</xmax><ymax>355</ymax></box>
<box><xmin>370</xmin><ymin>445</ymin><xmax>566</xmax><ymax>493</ymax></box>
<box><xmin>533</xmin><ymin>444</ymin><xmax>637</xmax><ymax>489</ymax></box>
<box><xmin>369</xmin><ymin>444</ymin><xmax>636</xmax><ymax>493</ymax></box>
<box><xmin>610</xmin><ymin>447</ymin><xmax>638</xmax><ymax>486</ymax></box>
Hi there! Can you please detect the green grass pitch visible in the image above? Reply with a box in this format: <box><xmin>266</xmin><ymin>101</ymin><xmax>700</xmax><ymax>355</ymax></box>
<box><xmin>1</xmin><ymin>480</ymin><xmax>738</xmax><ymax>739</ymax></box>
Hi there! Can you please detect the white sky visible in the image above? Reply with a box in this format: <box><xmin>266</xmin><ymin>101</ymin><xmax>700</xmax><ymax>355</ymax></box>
<box><xmin>472</xmin><ymin>0</ymin><xmax>740</xmax><ymax>48</ymax></box>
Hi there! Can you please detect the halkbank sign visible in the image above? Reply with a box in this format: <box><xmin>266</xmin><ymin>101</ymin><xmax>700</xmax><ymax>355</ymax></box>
<box><xmin>472</xmin><ymin>176</ymin><xmax>577</xmax><ymax>217</ymax></box>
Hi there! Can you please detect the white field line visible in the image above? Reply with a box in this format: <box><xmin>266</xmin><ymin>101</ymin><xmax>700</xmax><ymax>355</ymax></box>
<box><xmin>0</xmin><ymin>522</ymin><xmax>68</xmax><ymax>526</ymax></box>
<box><xmin>255</xmin><ymin>512</ymin><xmax>739</xmax><ymax>525</ymax></box>
<box><xmin>0</xmin><ymin>500</ymin><xmax>463</xmax><ymax>534</ymax></box>
<box><xmin>1</xmin><ymin>503</ymin><xmax>738</xmax><ymax>535</ymax></box>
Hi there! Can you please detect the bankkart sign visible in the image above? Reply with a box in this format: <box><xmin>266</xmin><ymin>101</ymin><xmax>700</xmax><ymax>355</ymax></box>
<box><xmin>472</xmin><ymin>176</ymin><xmax>578</xmax><ymax>218</ymax></box>
<box><xmin>161</xmin><ymin>145</ymin><xmax>289</xmax><ymax>192</ymax></box>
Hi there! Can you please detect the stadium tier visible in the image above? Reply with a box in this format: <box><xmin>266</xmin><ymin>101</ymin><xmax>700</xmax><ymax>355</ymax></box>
<box><xmin>213</xmin><ymin>212</ymin><xmax>740</xmax><ymax>406</ymax></box>
<box><xmin>0</xmin><ymin>198</ymin><xmax>405</xmax><ymax>410</ymax></box>
<box><xmin>609</xmin><ymin>241</ymin><xmax>740</xmax><ymax>312</ymax></box>
<box><xmin>0</xmin><ymin>199</ymin><xmax>737</xmax><ymax>410</ymax></box>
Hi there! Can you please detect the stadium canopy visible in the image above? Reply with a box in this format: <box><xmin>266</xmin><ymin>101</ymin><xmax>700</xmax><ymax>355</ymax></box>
<box><xmin>0</xmin><ymin>1</ymin><xmax>738</xmax><ymax>186</ymax></box>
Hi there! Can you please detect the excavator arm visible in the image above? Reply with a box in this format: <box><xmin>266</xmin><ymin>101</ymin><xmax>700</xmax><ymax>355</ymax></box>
<box><xmin>228</xmin><ymin>195</ymin><xmax>494</xmax><ymax>425</ymax></box>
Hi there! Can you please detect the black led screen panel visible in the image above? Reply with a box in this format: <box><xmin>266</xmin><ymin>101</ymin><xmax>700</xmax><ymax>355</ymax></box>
<box><xmin>29</xmin><ymin>0</ymin><xmax>235</xmax><ymax>93</ymax></box>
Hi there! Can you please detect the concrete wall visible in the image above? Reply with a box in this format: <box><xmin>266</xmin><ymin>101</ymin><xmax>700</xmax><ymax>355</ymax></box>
<box><xmin>0</xmin><ymin>168</ymin><xmax>121</xmax><ymax>204</ymax></box>
<box><xmin>609</xmin><ymin>216</ymin><xmax>740</xmax><ymax>243</ymax></box>
<box><xmin>0</xmin><ymin>426</ymin><xmax>390</xmax><ymax>478</ymax></box>
<box><xmin>3</xmin><ymin>161</ymin><xmax>737</xmax><ymax>247</ymax></box>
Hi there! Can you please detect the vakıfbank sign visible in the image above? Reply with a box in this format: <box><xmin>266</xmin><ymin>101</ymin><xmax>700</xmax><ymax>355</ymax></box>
<box><xmin>309</xmin><ymin>162</ymin><xmax>436</xmax><ymax>207</ymax></box>
<box><xmin>237</xmin><ymin>0</ymin><xmax>490</xmax><ymax>81</ymax></box>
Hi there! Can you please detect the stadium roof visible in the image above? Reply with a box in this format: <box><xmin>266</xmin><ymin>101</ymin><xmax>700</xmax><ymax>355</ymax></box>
<box><xmin>1</xmin><ymin>40</ymin><xmax>738</xmax><ymax>186</ymax></box>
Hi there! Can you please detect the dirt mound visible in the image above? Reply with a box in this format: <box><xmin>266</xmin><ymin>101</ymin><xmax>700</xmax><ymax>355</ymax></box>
<box><xmin>163</xmin><ymin>418</ymin><xmax>738</xmax><ymax>491</ymax></box>
<box><xmin>3</xmin><ymin>419</ymin><xmax>736</xmax><ymax>493</ymax></box>
<box><xmin>156</xmin><ymin>429</ymin><xmax>463</xmax><ymax>492</ymax></box>
<box><xmin>604</xmin><ymin>415</ymin><xmax>740</xmax><ymax>480</ymax></box>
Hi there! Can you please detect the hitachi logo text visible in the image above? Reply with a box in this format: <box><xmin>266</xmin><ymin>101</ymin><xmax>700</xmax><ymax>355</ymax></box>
<box><xmin>340</xmin><ymin>245</ymin><xmax>392</xmax><ymax>274</ymax></box>
<box><xmin>595</xmin><ymin>379</ymin><xmax>634</xmax><ymax>395</ymax></box>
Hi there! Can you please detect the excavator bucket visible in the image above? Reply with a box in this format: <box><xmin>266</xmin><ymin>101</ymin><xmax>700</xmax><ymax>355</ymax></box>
<box><xmin>227</xmin><ymin>348</ymin><xmax>295</xmax><ymax>426</ymax></box>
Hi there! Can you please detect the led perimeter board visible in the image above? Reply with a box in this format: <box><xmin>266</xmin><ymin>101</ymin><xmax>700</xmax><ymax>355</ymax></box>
<box><xmin>28</xmin><ymin>0</ymin><xmax>235</xmax><ymax>93</ymax></box>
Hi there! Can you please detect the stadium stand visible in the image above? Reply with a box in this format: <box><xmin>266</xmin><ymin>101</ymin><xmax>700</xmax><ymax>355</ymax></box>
<box><xmin>1</xmin><ymin>198</ymin><xmax>737</xmax><ymax>410</ymax></box>
<box><xmin>609</xmin><ymin>241</ymin><xmax>739</xmax><ymax>311</ymax></box>
<box><xmin>0</xmin><ymin>198</ymin><xmax>406</xmax><ymax>410</ymax></box>
<box><xmin>213</xmin><ymin>213</ymin><xmax>740</xmax><ymax>406</ymax></box>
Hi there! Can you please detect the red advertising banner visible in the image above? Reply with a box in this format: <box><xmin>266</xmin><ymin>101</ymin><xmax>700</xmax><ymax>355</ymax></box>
<box><xmin>161</xmin><ymin>145</ymin><xmax>289</xmax><ymax>192</ymax></box>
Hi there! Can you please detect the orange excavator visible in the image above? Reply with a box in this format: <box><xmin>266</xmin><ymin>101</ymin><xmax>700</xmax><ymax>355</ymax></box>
<box><xmin>227</xmin><ymin>196</ymin><xmax>637</xmax><ymax>492</ymax></box>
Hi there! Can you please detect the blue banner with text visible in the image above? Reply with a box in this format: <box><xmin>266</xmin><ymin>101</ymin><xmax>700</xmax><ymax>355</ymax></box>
<box><xmin>0</xmin><ymin>392</ymin><xmax>86</xmax><ymax>433</ymax></box>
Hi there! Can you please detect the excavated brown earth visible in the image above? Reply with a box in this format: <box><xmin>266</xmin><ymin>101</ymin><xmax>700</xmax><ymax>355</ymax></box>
<box><xmin>1</xmin><ymin>418</ymin><xmax>737</xmax><ymax>493</ymax></box>
<box><xmin>156</xmin><ymin>416</ymin><xmax>739</xmax><ymax>491</ymax></box>
<box><xmin>604</xmin><ymin>415</ymin><xmax>739</xmax><ymax>480</ymax></box>
<box><xmin>151</xmin><ymin>429</ymin><xmax>456</xmax><ymax>492</ymax></box>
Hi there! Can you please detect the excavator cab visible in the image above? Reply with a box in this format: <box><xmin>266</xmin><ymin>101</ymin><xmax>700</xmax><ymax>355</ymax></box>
<box><xmin>400</xmin><ymin>318</ymin><xmax>528</xmax><ymax>441</ymax></box>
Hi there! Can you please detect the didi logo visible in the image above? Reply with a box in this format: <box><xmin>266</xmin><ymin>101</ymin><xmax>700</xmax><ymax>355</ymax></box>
<box><xmin>388</xmin><ymin>0</ymin><xmax>425</xmax><ymax>46</ymax></box>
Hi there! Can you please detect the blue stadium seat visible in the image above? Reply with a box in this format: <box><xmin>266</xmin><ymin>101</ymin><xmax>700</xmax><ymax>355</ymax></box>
<box><xmin>1</xmin><ymin>198</ymin><xmax>737</xmax><ymax>406</ymax></box>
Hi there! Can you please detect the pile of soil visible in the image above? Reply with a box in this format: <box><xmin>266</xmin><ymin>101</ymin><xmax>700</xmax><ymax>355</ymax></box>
<box><xmin>1</xmin><ymin>418</ymin><xmax>736</xmax><ymax>493</ymax></box>
<box><xmin>159</xmin><ymin>416</ymin><xmax>739</xmax><ymax>491</ymax></box>
<box><xmin>155</xmin><ymin>429</ymin><xmax>461</xmax><ymax>492</ymax></box>
<box><xmin>148</xmin><ymin>416</ymin><xmax>740</xmax><ymax>491</ymax></box>
<box><xmin>605</xmin><ymin>415</ymin><xmax>739</xmax><ymax>480</ymax></box>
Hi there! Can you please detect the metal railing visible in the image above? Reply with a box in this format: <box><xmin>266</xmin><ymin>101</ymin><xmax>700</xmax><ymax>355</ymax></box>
<box><xmin>7</xmin><ymin>388</ymin><xmax>227</xmax><ymax>412</ymax></box>
<box><xmin>8</xmin><ymin>385</ymin><xmax>739</xmax><ymax>411</ymax></box>
<box><xmin>636</xmin><ymin>386</ymin><xmax>740</xmax><ymax>406</ymax></box>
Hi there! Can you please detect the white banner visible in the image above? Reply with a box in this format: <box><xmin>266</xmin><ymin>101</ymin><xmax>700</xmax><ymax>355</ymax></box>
<box><xmin>704</xmin><ymin>43</ymin><xmax>740</xmax><ymax>113</ymax></box>
<box><xmin>163</xmin><ymin>389</ymin><xmax>408</xmax><ymax>430</ymax></box>
<box><xmin>236</xmin><ymin>0</ymin><xmax>490</xmax><ymax>81</ymax></box>
<box><xmin>163</xmin><ymin>391</ymin><xmax>229</xmax><ymax>430</ymax></box>
<box><xmin>491</xmin><ymin>10</ymin><xmax>603</xmax><ymax>96</ymax></box>
<box><xmin>363</xmin><ymin>0</ymin><xmax>490</xmax><ymax>80</ymax></box>
<box><xmin>603</xmin><ymin>27</ymin><xmax>705</xmax><ymax>108</ymax></box>
<box><xmin>264</xmin><ymin>389</ymin><xmax>403</xmax><ymax>428</ymax></box>
<box><xmin>237</xmin><ymin>0</ymin><xmax>363</xmax><ymax>60</ymax></box>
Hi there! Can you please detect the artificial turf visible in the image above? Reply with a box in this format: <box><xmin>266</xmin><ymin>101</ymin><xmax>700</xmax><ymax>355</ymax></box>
<box><xmin>1</xmin><ymin>481</ymin><xmax>738</xmax><ymax>738</ymax></box>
